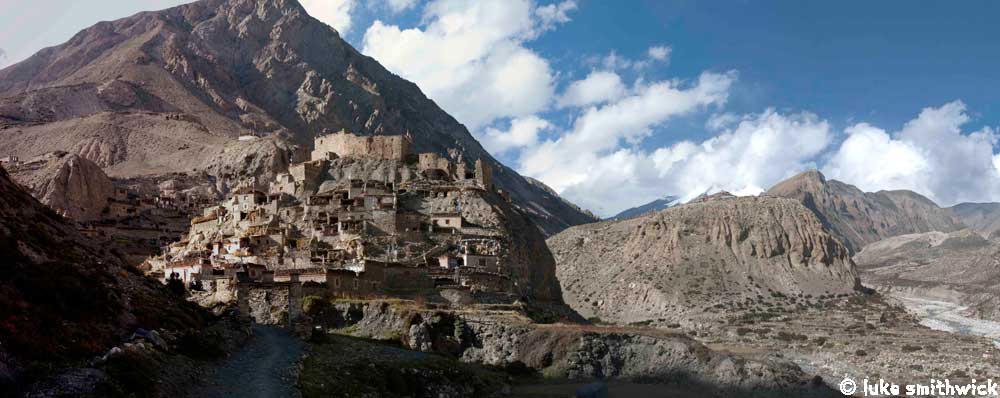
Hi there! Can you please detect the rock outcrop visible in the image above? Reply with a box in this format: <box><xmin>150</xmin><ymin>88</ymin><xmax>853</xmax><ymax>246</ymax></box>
<box><xmin>766</xmin><ymin>170</ymin><xmax>964</xmax><ymax>253</ymax></box>
<box><xmin>547</xmin><ymin>195</ymin><xmax>860</xmax><ymax>325</ymax></box>
<box><xmin>0</xmin><ymin>0</ymin><xmax>596</xmax><ymax>235</ymax></box>
<box><xmin>6</xmin><ymin>151</ymin><xmax>113</xmax><ymax>221</ymax></box>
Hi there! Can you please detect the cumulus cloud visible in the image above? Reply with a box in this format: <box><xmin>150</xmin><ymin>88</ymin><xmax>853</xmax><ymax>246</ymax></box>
<box><xmin>556</xmin><ymin>70</ymin><xmax>627</xmax><ymax>108</ymax></box>
<box><xmin>301</xmin><ymin>0</ymin><xmax>358</xmax><ymax>34</ymax></box>
<box><xmin>0</xmin><ymin>48</ymin><xmax>6</xmax><ymax>68</ymax></box>
<box><xmin>824</xmin><ymin>101</ymin><xmax>1000</xmax><ymax>206</ymax></box>
<box><xmin>650</xmin><ymin>110</ymin><xmax>831</xmax><ymax>202</ymax></box>
<box><xmin>518</xmin><ymin>71</ymin><xmax>740</xmax><ymax>215</ymax></box>
<box><xmin>517</xmin><ymin>107</ymin><xmax>830</xmax><ymax>216</ymax></box>
<box><xmin>362</xmin><ymin>0</ymin><xmax>573</xmax><ymax>129</ymax></box>
<box><xmin>478</xmin><ymin>116</ymin><xmax>552</xmax><ymax>155</ymax></box>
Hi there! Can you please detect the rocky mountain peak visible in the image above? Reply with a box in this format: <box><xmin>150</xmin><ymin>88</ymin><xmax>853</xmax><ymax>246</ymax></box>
<box><xmin>766</xmin><ymin>169</ymin><xmax>964</xmax><ymax>253</ymax></box>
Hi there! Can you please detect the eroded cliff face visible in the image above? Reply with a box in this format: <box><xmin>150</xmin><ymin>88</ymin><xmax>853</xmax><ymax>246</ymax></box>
<box><xmin>766</xmin><ymin>170</ymin><xmax>964</xmax><ymax>253</ymax></box>
<box><xmin>6</xmin><ymin>151</ymin><xmax>114</xmax><ymax>221</ymax></box>
<box><xmin>548</xmin><ymin>195</ymin><xmax>860</xmax><ymax>325</ymax></box>
<box><xmin>0</xmin><ymin>0</ymin><xmax>595</xmax><ymax>235</ymax></box>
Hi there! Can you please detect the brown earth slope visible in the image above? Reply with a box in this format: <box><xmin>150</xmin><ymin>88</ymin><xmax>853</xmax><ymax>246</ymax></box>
<box><xmin>547</xmin><ymin>195</ymin><xmax>860</xmax><ymax>326</ymax></box>
<box><xmin>0</xmin><ymin>0</ymin><xmax>595</xmax><ymax>235</ymax></box>
<box><xmin>765</xmin><ymin>170</ymin><xmax>964</xmax><ymax>253</ymax></box>
<box><xmin>0</xmin><ymin>164</ymin><xmax>205</xmax><ymax>391</ymax></box>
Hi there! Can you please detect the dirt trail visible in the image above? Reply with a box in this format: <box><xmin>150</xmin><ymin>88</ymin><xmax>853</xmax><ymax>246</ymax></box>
<box><xmin>199</xmin><ymin>324</ymin><xmax>305</xmax><ymax>398</ymax></box>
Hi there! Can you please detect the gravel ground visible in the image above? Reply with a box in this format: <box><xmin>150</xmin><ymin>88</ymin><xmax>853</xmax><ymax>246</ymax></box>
<box><xmin>199</xmin><ymin>324</ymin><xmax>305</xmax><ymax>398</ymax></box>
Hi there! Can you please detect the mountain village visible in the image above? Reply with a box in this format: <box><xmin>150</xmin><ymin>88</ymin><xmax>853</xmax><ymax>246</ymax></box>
<box><xmin>147</xmin><ymin>130</ymin><xmax>518</xmax><ymax>320</ymax></box>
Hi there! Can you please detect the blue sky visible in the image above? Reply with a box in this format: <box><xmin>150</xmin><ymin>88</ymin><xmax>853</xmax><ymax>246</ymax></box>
<box><xmin>2</xmin><ymin>0</ymin><xmax>999</xmax><ymax>216</ymax></box>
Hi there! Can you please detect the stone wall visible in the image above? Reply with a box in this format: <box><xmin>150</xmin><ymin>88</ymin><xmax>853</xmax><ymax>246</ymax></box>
<box><xmin>289</xmin><ymin>160</ymin><xmax>325</xmax><ymax>192</ymax></box>
<box><xmin>475</xmin><ymin>159</ymin><xmax>493</xmax><ymax>190</ymax></box>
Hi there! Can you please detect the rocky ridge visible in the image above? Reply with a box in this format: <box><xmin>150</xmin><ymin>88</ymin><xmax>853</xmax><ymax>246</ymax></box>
<box><xmin>6</xmin><ymin>151</ymin><xmax>114</xmax><ymax>221</ymax></box>
<box><xmin>949</xmin><ymin>202</ymin><xmax>1000</xmax><ymax>238</ymax></box>
<box><xmin>766</xmin><ymin>170</ymin><xmax>964</xmax><ymax>253</ymax></box>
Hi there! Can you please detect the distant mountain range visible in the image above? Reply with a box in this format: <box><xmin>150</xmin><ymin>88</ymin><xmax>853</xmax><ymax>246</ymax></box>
<box><xmin>609</xmin><ymin>195</ymin><xmax>680</xmax><ymax>221</ymax></box>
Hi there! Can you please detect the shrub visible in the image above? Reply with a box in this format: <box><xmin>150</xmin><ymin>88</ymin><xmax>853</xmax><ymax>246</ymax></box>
<box><xmin>103</xmin><ymin>351</ymin><xmax>160</xmax><ymax>396</ymax></box>
<box><xmin>177</xmin><ymin>329</ymin><xmax>225</xmax><ymax>359</ymax></box>
<box><xmin>302</xmin><ymin>295</ymin><xmax>329</xmax><ymax>315</ymax></box>
<box><xmin>166</xmin><ymin>278</ymin><xmax>185</xmax><ymax>296</ymax></box>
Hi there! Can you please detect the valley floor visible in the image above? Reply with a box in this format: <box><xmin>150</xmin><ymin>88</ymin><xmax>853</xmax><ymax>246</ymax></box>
<box><xmin>893</xmin><ymin>295</ymin><xmax>1000</xmax><ymax>341</ymax></box>
<box><xmin>693</xmin><ymin>293</ymin><xmax>1000</xmax><ymax>389</ymax></box>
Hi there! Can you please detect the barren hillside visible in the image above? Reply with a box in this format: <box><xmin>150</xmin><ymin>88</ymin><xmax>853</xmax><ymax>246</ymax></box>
<box><xmin>548</xmin><ymin>195</ymin><xmax>860</xmax><ymax>325</ymax></box>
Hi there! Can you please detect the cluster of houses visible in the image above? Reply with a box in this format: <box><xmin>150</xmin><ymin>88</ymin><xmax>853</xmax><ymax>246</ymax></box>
<box><xmin>77</xmin><ymin>184</ymin><xmax>220</xmax><ymax>265</ymax></box>
<box><xmin>152</xmin><ymin>130</ymin><xmax>516</xmax><ymax>304</ymax></box>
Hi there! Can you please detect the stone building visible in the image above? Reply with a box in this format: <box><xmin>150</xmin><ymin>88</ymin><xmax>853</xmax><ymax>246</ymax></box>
<box><xmin>311</xmin><ymin>130</ymin><xmax>409</xmax><ymax>161</ymax></box>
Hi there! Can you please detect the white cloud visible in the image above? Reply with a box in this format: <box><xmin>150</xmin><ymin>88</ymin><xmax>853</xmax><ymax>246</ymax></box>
<box><xmin>301</xmin><ymin>0</ymin><xmax>358</xmax><ymax>34</ymax></box>
<box><xmin>648</xmin><ymin>45</ymin><xmax>671</xmax><ymax>62</ymax></box>
<box><xmin>824</xmin><ymin>101</ymin><xmax>1000</xmax><ymax>206</ymax></box>
<box><xmin>823</xmin><ymin>123</ymin><xmax>931</xmax><ymax>196</ymax></box>
<box><xmin>516</xmin><ymin>109</ymin><xmax>831</xmax><ymax>216</ymax></box>
<box><xmin>518</xmin><ymin>71</ymin><xmax>739</xmax><ymax>215</ymax></box>
<box><xmin>362</xmin><ymin>0</ymin><xmax>572</xmax><ymax>129</ymax></box>
<box><xmin>706</xmin><ymin>112</ymin><xmax>739</xmax><ymax>131</ymax></box>
<box><xmin>535</xmin><ymin>1</ymin><xmax>577</xmax><ymax>32</ymax></box>
<box><xmin>385</xmin><ymin>0</ymin><xmax>418</xmax><ymax>13</ymax></box>
<box><xmin>556</xmin><ymin>70</ymin><xmax>627</xmax><ymax>108</ymax></box>
<box><xmin>599</xmin><ymin>51</ymin><xmax>635</xmax><ymax>70</ymax></box>
<box><xmin>478</xmin><ymin>116</ymin><xmax>552</xmax><ymax>155</ymax></box>
<box><xmin>650</xmin><ymin>110</ymin><xmax>831</xmax><ymax>203</ymax></box>
<box><xmin>594</xmin><ymin>45</ymin><xmax>671</xmax><ymax>71</ymax></box>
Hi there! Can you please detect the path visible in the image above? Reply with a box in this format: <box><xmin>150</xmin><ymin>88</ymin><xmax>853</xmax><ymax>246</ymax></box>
<box><xmin>200</xmin><ymin>324</ymin><xmax>305</xmax><ymax>398</ymax></box>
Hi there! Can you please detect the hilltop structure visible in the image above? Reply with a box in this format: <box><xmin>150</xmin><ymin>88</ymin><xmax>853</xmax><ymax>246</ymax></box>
<box><xmin>150</xmin><ymin>130</ymin><xmax>548</xmax><ymax>322</ymax></box>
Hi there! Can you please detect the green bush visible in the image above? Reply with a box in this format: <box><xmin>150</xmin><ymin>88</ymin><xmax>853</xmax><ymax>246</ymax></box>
<box><xmin>303</xmin><ymin>295</ymin><xmax>329</xmax><ymax>315</ymax></box>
